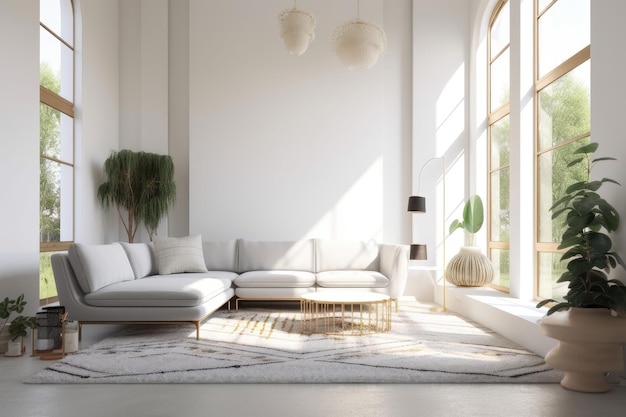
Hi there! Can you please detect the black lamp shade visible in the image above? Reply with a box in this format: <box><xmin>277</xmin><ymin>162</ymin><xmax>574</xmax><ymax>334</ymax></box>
<box><xmin>407</xmin><ymin>196</ymin><xmax>426</xmax><ymax>213</ymax></box>
<box><xmin>410</xmin><ymin>244</ymin><xmax>428</xmax><ymax>260</ymax></box>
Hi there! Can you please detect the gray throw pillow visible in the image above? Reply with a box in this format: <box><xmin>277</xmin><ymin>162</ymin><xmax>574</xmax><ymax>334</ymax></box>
<box><xmin>152</xmin><ymin>234</ymin><xmax>209</xmax><ymax>275</ymax></box>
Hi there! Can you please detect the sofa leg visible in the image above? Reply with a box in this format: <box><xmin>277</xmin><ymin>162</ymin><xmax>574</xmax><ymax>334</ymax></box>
<box><xmin>195</xmin><ymin>321</ymin><xmax>200</xmax><ymax>340</ymax></box>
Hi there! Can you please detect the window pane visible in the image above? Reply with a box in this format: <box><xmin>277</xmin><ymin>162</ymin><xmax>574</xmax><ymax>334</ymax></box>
<box><xmin>40</xmin><ymin>159</ymin><xmax>61</xmax><ymax>243</ymax></box>
<box><xmin>40</xmin><ymin>252</ymin><xmax>59</xmax><ymax>302</ymax></box>
<box><xmin>490</xmin><ymin>115</ymin><xmax>510</xmax><ymax>167</ymax></box>
<box><xmin>40</xmin><ymin>26</ymin><xmax>73</xmax><ymax>101</ymax></box>
<box><xmin>59</xmin><ymin>163</ymin><xmax>74</xmax><ymax>242</ymax></box>
<box><xmin>490</xmin><ymin>1</ymin><xmax>509</xmax><ymax>60</ymax></box>
<box><xmin>40</xmin><ymin>103</ymin><xmax>73</xmax><ymax>162</ymax></box>
<box><xmin>40</xmin><ymin>0</ymin><xmax>73</xmax><ymax>46</ymax></box>
<box><xmin>537</xmin><ymin>137</ymin><xmax>589</xmax><ymax>243</ymax></box>
<box><xmin>538</xmin><ymin>0</ymin><xmax>590</xmax><ymax>77</ymax></box>
<box><xmin>538</xmin><ymin>62</ymin><xmax>590</xmax><ymax>151</ymax></box>
<box><xmin>490</xmin><ymin>249</ymin><xmax>510</xmax><ymax>289</ymax></box>
<box><xmin>40</xmin><ymin>160</ymin><xmax>73</xmax><ymax>243</ymax></box>
<box><xmin>490</xmin><ymin>48</ymin><xmax>510</xmax><ymax>111</ymax></box>
<box><xmin>490</xmin><ymin>168</ymin><xmax>510</xmax><ymax>242</ymax></box>
<box><xmin>537</xmin><ymin>252</ymin><xmax>568</xmax><ymax>300</ymax></box>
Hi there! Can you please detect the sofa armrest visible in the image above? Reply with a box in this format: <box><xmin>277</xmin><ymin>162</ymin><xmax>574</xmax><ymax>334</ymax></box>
<box><xmin>379</xmin><ymin>244</ymin><xmax>409</xmax><ymax>299</ymax></box>
<box><xmin>51</xmin><ymin>253</ymin><xmax>91</xmax><ymax>320</ymax></box>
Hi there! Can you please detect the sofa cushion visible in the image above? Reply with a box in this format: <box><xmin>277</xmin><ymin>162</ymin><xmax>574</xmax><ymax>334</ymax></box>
<box><xmin>119</xmin><ymin>242</ymin><xmax>158</xmax><ymax>279</ymax></box>
<box><xmin>153</xmin><ymin>234</ymin><xmax>209</xmax><ymax>275</ymax></box>
<box><xmin>84</xmin><ymin>274</ymin><xmax>233</xmax><ymax>307</ymax></box>
<box><xmin>238</xmin><ymin>239</ymin><xmax>314</xmax><ymax>272</ymax></box>
<box><xmin>315</xmin><ymin>271</ymin><xmax>389</xmax><ymax>288</ymax></box>
<box><xmin>235</xmin><ymin>287</ymin><xmax>314</xmax><ymax>299</ymax></box>
<box><xmin>68</xmin><ymin>243</ymin><xmax>136</xmax><ymax>294</ymax></box>
<box><xmin>234</xmin><ymin>270</ymin><xmax>315</xmax><ymax>288</ymax></box>
<box><xmin>315</xmin><ymin>239</ymin><xmax>380</xmax><ymax>272</ymax></box>
<box><xmin>202</xmin><ymin>240</ymin><xmax>238</xmax><ymax>272</ymax></box>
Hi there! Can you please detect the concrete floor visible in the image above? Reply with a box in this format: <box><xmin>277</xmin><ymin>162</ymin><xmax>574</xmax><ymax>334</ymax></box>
<box><xmin>2</xmin><ymin>325</ymin><xmax>626</xmax><ymax>417</ymax></box>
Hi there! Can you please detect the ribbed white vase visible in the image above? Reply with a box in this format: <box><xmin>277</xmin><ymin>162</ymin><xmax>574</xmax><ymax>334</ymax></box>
<box><xmin>446</xmin><ymin>246</ymin><xmax>494</xmax><ymax>287</ymax></box>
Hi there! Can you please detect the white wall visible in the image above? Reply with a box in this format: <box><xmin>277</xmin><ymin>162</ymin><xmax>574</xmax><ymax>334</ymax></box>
<box><xmin>168</xmin><ymin>0</ymin><xmax>190</xmax><ymax>237</ymax></box>
<box><xmin>591</xmin><ymin>0</ymin><xmax>626</xmax><ymax>272</ymax></box>
<box><xmin>0</xmin><ymin>0</ymin><xmax>40</xmax><ymax>313</ymax></box>
<box><xmin>117</xmin><ymin>0</ymin><xmax>170</xmax><ymax>242</ymax></box>
<box><xmin>188</xmin><ymin>0</ymin><xmax>412</xmax><ymax>243</ymax></box>
<box><xmin>76</xmin><ymin>0</ymin><xmax>121</xmax><ymax>244</ymax></box>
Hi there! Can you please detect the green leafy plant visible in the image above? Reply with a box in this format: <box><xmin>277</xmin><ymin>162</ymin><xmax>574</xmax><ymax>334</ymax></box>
<box><xmin>97</xmin><ymin>150</ymin><xmax>176</xmax><ymax>242</ymax></box>
<box><xmin>537</xmin><ymin>142</ymin><xmax>626</xmax><ymax>315</ymax></box>
<box><xmin>1</xmin><ymin>294</ymin><xmax>38</xmax><ymax>342</ymax></box>
<box><xmin>449</xmin><ymin>194</ymin><xmax>484</xmax><ymax>246</ymax></box>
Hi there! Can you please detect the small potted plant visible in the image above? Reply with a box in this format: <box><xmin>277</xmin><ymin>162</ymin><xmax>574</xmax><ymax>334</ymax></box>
<box><xmin>536</xmin><ymin>142</ymin><xmax>626</xmax><ymax>392</ymax></box>
<box><xmin>1</xmin><ymin>294</ymin><xmax>38</xmax><ymax>357</ymax></box>
<box><xmin>446</xmin><ymin>194</ymin><xmax>494</xmax><ymax>286</ymax></box>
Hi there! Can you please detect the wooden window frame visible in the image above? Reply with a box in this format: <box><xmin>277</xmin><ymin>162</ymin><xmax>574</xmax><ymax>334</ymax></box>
<box><xmin>487</xmin><ymin>0</ymin><xmax>511</xmax><ymax>293</ymax></box>
<box><xmin>533</xmin><ymin>0</ymin><xmax>590</xmax><ymax>300</ymax></box>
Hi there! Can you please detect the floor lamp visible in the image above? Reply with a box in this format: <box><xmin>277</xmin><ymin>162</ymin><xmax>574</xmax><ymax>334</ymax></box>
<box><xmin>407</xmin><ymin>156</ymin><xmax>447</xmax><ymax>312</ymax></box>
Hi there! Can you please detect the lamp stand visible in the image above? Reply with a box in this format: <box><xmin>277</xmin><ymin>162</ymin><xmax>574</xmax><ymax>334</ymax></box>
<box><xmin>408</xmin><ymin>156</ymin><xmax>447</xmax><ymax>313</ymax></box>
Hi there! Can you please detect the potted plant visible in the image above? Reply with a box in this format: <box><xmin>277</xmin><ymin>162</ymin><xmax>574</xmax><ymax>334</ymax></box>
<box><xmin>97</xmin><ymin>149</ymin><xmax>176</xmax><ymax>243</ymax></box>
<box><xmin>1</xmin><ymin>294</ymin><xmax>38</xmax><ymax>357</ymax></box>
<box><xmin>536</xmin><ymin>142</ymin><xmax>626</xmax><ymax>393</ymax></box>
<box><xmin>446</xmin><ymin>195</ymin><xmax>494</xmax><ymax>286</ymax></box>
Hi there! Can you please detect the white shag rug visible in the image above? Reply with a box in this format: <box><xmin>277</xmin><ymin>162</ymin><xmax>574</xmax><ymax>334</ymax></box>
<box><xmin>26</xmin><ymin>303</ymin><xmax>561</xmax><ymax>384</ymax></box>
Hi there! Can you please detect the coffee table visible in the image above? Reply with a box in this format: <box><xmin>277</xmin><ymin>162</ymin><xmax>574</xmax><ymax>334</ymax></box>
<box><xmin>300</xmin><ymin>291</ymin><xmax>391</xmax><ymax>335</ymax></box>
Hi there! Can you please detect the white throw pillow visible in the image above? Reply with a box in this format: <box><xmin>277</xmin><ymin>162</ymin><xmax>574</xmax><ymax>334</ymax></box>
<box><xmin>153</xmin><ymin>234</ymin><xmax>209</xmax><ymax>275</ymax></box>
<box><xmin>68</xmin><ymin>242</ymin><xmax>136</xmax><ymax>293</ymax></box>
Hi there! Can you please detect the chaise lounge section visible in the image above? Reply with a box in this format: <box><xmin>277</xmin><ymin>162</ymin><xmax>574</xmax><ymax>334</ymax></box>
<box><xmin>51</xmin><ymin>236</ymin><xmax>409</xmax><ymax>338</ymax></box>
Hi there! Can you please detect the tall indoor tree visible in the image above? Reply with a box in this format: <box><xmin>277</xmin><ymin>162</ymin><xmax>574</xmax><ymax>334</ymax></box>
<box><xmin>97</xmin><ymin>149</ymin><xmax>176</xmax><ymax>242</ymax></box>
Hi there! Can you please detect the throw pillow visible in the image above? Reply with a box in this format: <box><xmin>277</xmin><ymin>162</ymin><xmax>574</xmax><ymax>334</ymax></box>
<box><xmin>153</xmin><ymin>234</ymin><xmax>209</xmax><ymax>275</ymax></box>
<box><xmin>119</xmin><ymin>242</ymin><xmax>158</xmax><ymax>279</ymax></box>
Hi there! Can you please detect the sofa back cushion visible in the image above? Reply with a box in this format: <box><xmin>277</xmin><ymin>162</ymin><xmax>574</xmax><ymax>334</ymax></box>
<box><xmin>238</xmin><ymin>239</ymin><xmax>315</xmax><ymax>272</ymax></box>
<box><xmin>315</xmin><ymin>239</ymin><xmax>380</xmax><ymax>272</ymax></box>
<box><xmin>153</xmin><ymin>234</ymin><xmax>209</xmax><ymax>275</ymax></box>
<box><xmin>202</xmin><ymin>240</ymin><xmax>238</xmax><ymax>271</ymax></box>
<box><xmin>119</xmin><ymin>242</ymin><xmax>158</xmax><ymax>279</ymax></box>
<box><xmin>68</xmin><ymin>242</ymin><xmax>136</xmax><ymax>293</ymax></box>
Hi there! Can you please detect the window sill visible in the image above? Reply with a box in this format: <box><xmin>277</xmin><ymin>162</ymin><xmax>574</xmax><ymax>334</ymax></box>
<box><xmin>407</xmin><ymin>266</ymin><xmax>556</xmax><ymax>356</ymax></box>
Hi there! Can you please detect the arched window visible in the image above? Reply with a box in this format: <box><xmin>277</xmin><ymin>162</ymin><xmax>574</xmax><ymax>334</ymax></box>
<box><xmin>485</xmin><ymin>0</ymin><xmax>589</xmax><ymax>300</ymax></box>
<box><xmin>535</xmin><ymin>0</ymin><xmax>590</xmax><ymax>301</ymax></box>
<box><xmin>487</xmin><ymin>0</ymin><xmax>511</xmax><ymax>291</ymax></box>
<box><xmin>40</xmin><ymin>0</ymin><xmax>75</xmax><ymax>304</ymax></box>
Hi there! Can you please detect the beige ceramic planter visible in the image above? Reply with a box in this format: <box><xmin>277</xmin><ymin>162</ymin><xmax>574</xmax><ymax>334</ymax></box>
<box><xmin>539</xmin><ymin>307</ymin><xmax>626</xmax><ymax>392</ymax></box>
<box><xmin>446</xmin><ymin>246</ymin><xmax>494</xmax><ymax>287</ymax></box>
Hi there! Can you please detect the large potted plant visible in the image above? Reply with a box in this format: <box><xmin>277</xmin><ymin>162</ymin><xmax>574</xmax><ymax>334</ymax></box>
<box><xmin>446</xmin><ymin>195</ymin><xmax>494</xmax><ymax>286</ymax></box>
<box><xmin>536</xmin><ymin>142</ymin><xmax>626</xmax><ymax>393</ymax></box>
<box><xmin>98</xmin><ymin>149</ymin><xmax>176</xmax><ymax>243</ymax></box>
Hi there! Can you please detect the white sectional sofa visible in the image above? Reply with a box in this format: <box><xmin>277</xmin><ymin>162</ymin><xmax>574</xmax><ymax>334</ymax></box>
<box><xmin>51</xmin><ymin>236</ymin><xmax>409</xmax><ymax>338</ymax></box>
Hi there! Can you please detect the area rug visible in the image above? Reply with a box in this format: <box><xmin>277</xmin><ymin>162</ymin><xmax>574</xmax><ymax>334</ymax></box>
<box><xmin>26</xmin><ymin>303</ymin><xmax>562</xmax><ymax>384</ymax></box>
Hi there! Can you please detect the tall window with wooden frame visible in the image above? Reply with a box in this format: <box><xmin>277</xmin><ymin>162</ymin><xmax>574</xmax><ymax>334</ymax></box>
<box><xmin>488</xmin><ymin>0</ymin><xmax>511</xmax><ymax>291</ymax></box>
<box><xmin>40</xmin><ymin>0</ymin><xmax>75</xmax><ymax>304</ymax></box>
<box><xmin>535</xmin><ymin>0</ymin><xmax>590</xmax><ymax>301</ymax></box>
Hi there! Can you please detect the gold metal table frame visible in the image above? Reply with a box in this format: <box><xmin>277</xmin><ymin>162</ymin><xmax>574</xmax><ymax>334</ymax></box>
<box><xmin>300</xmin><ymin>292</ymin><xmax>392</xmax><ymax>335</ymax></box>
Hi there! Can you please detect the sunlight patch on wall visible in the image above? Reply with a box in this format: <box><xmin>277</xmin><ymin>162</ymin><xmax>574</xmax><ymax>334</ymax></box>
<box><xmin>303</xmin><ymin>157</ymin><xmax>383</xmax><ymax>241</ymax></box>
<box><xmin>436</xmin><ymin>63</ymin><xmax>466</xmax><ymax>156</ymax></box>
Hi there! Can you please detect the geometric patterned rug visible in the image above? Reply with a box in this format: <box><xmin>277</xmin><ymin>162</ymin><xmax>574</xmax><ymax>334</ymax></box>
<box><xmin>26</xmin><ymin>303</ymin><xmax>562</xmax><ymax>384</ymax></box>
